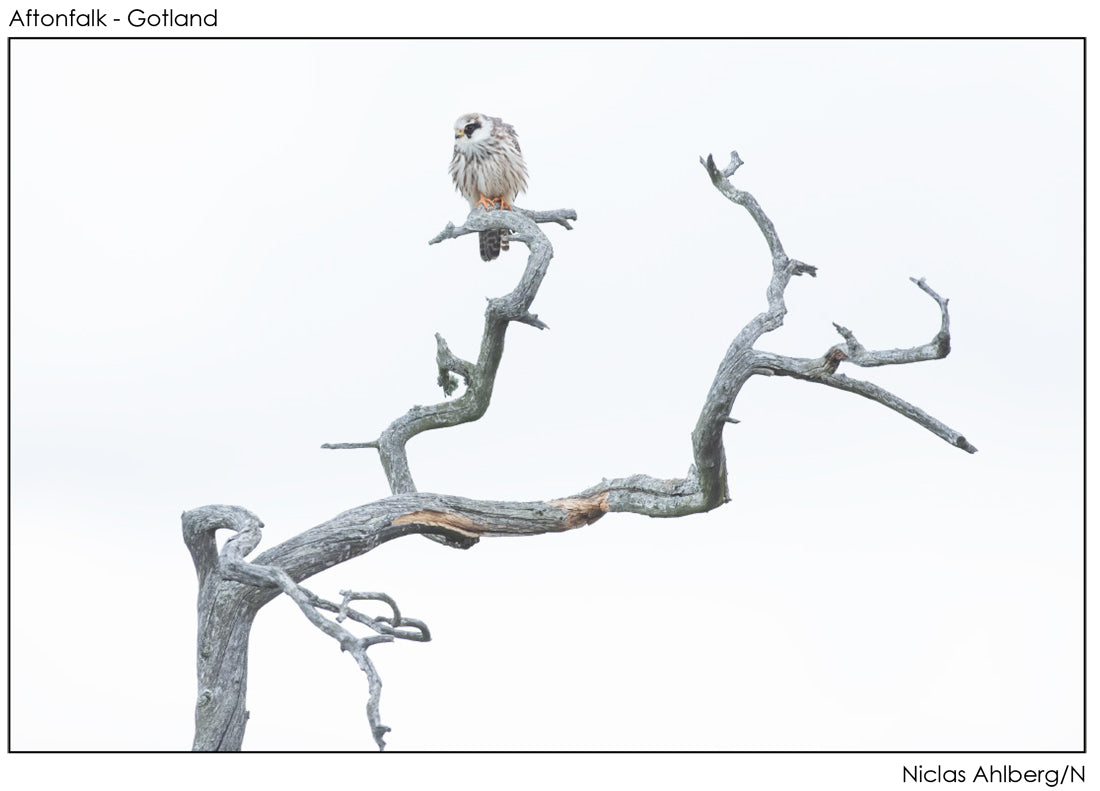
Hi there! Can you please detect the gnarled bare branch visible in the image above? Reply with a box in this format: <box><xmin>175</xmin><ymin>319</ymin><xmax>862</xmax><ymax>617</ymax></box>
<box><xmin>748</xmin><ymin>276</ymin><xmax>972</xmax><ymax>452</ymax></box>
<box><xmin>832</xmin><ymin>277</ymin><xmax>951</xmax><ymax>367</ymax></box>
<box><xmin>753</xmin><ymin>350</ymin><xmax>977</xmax><ymax>453</ymax></box>
<box><xmin>326</xmin><ymin>205</ymin><xmax>576</xmax><ymax>497</ymax></box>
<box><xmin>697</xmin><ymin>150</ymin><xmax>973</xmax><ymax>456</ymax></box>
<box><xmin>187</xmin><ymin>149</ymin><xmax>974</xmax><ymax>751</ymax></box>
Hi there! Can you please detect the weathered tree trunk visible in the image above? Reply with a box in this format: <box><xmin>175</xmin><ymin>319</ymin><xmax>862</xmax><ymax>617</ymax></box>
<box><xmin>192</xmin><ymin>599</ymin><xmax>256</xmax><ymax>751</ymax></box>
<box><xmin>185</xmin><ymin>505</ymin><xmax>262</xmax><ymax>751</ymax></box>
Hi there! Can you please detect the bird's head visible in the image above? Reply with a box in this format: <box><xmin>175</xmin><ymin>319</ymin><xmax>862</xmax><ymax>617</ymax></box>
<box><xmin>453</xmin><ymin>112</ymin><xmax>492</xmax><ymax>149</ymax></box>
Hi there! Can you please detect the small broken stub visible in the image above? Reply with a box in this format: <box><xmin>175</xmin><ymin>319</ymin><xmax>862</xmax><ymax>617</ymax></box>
<box><xmin>547</xmin><ymin>491</ymin><xmax>610</xmax><ymax>530</ymax></box>
<box><xmin>392</xmin><ymin>509</ymin><xmax>484</xmax><ymax>538</ymax></box>
<box><xmin>823</xmin><ymin>346</ymin><xmax>849</xmax><ymax>374</ymax></box>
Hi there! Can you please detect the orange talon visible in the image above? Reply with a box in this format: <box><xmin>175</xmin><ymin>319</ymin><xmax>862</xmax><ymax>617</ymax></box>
<box><xmin>475</xmin><ymin>195</ymin><xmax>514</xmax><ymax>211</ymax></box>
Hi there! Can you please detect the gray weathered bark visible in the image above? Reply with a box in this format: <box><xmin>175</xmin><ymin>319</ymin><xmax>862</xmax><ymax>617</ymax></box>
<box><xmin>185</xmin><ymin>150</ymin><xmax>975</xmax><ymax>751</ymax></box>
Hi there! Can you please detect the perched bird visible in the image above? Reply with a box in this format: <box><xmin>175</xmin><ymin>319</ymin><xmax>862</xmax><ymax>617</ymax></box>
<box><xmin>449</xmin><ymin>112</ymin><xmax>528</xmax><ymax>261</ymax></box>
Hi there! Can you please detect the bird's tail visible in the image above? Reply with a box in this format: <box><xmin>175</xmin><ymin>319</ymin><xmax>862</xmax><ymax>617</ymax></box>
<box><xmin>479</xmin><ymin>229</ymin><xmax>501</xmax><ymax>261</ymax></box>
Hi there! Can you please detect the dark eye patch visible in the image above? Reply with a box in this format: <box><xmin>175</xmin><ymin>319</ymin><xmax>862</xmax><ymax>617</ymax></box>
<box><xmin>465</xmin><ymin>122</ymin><xmax>480</xmax><ymax>137</ymax></box>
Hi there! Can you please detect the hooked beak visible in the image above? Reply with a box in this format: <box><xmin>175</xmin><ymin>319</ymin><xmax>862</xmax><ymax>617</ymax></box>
<box><xmin>454</xmin><ymin>129</ymin><xmax>465</xmax><ymax>139</ymax></box>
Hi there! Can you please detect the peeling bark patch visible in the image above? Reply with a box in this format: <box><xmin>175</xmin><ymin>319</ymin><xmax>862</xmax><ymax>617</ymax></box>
<box><xmin>392</xmin><ymin>509</ymin><xmax>484</xmax><ymax>537</ymax></box>
<box><xmin>547</xmin><ymin>491</ymin><xmax>610</xmax><ymax>530</ymax></box>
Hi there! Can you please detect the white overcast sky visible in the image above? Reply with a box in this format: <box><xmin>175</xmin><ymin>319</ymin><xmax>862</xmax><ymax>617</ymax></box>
<box><xmin>3</xmin><ymin>6</ymin><xmax>1089</xmax><ymax>789</ymax></box>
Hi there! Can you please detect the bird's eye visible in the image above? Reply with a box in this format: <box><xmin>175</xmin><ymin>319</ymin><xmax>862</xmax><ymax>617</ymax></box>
<box><xmin>465</xmin><ymin>122</ymin><xmax>479</xmax><ymax>137</ymax></box>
